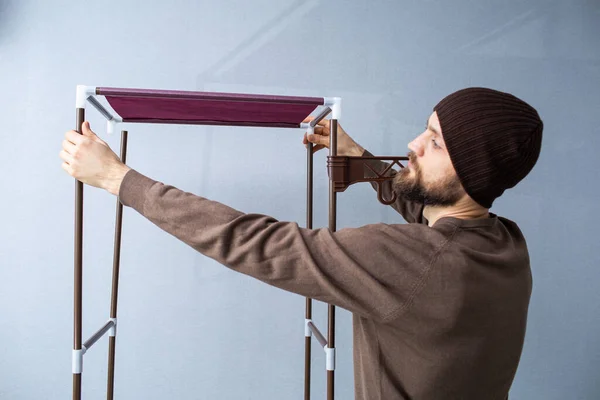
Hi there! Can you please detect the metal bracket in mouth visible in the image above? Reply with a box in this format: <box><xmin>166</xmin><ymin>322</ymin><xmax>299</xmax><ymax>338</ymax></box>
<box><xmin>327</xmin><ymin>156</ymin><xmax>408</xmax><ymax>205</ymax></box>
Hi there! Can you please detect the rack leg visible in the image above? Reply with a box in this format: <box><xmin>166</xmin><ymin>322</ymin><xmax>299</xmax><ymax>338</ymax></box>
<box><xmin>304</xmin><ymin>140</ymin><xmax>315</xmax><ymax>400</ymax></box>
<box><xmin>327</xmin><ymin>119</ymin><xmax>338</xmax><ymax>400</ymax></box>
<box><xmin>304</xmin><ymin>299</ymin><xmax>312</xmax><ymax>400</ymax></box>
<box><xmin>73</xmin><ymin>108</ymin><xmax>85</xmax><ymax>400</ymax></box>
<box><xmin>107</xmin><ymin>130</ymin><xmax>128</xmax><ymax>400</ymax></box>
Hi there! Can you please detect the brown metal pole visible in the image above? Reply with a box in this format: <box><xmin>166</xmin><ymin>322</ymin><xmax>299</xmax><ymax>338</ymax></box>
<box><xmin>73</xmin><ymin>108</ymin><xmax>85</xmax><ymax>400</ymax></box>
<box><xmin>107</xmin><ymin>337</ymin><xmax>116</xmax><ymax>399</ymax></box>
<box><xmin>107</xmin><ymin>130</ymin><xmax>128</xmax><ymax>400</ymax></box>
<box><xmin>304</xmin><ymin>302</ymin><xmax>312</xmax><ymax>400</ymax></box>
<box><xmin>327</xmin><ymin>119</ymin><xmax>338</xmax><ymax>400</ymax></box>
<box><xmin>306</xmin><ymin>141</ymin><xmax>313</xmax><ymax>229</ymax></box>
<box><xmin>304</xmin><ymin>141</ymin><xmax>314</xmax><ymax>400</ymax></box>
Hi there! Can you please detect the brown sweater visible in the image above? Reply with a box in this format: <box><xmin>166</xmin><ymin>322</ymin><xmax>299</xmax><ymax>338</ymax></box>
<box><xmin>118</xmin><ymin>154</ymin><xmax>531</xmax><ymax>400</ymax></box>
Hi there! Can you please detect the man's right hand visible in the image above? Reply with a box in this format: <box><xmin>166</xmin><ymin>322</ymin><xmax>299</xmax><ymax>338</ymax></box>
<box><xmin>302</xmin><ymin>117</ymin><xmax>365</xmax><ymax>157</ymax></box>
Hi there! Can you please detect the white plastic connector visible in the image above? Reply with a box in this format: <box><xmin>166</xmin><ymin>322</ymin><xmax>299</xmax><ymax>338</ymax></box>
<box><xmin>305</xmin><ymin>319</ymin><xmax>312</xmax><ymax>337</ymax></box>
<box><xmin>300</xmin><ymin>122</ymin><xmax>310</xmax><ymax>130</ymax></box>
<box><xmin>72</xmin><ymin>347</ymin><xmax>87</xmax><ymax>374</ymax></box>
<box><xmin>324</xmin><ymin>97</ymin><xmax>341</xmax><ymax>120</ymax></box>
<box><xmin>107</xmin><ymin>119</ymin><xmax>118</xmax><ymax>135</ymax></box>
<box><xmin>75</xmin><ymin>85</ymin><xmax>96</xmax><ymax>108</ymax></box>
<box><xmin>109</xmin><ymin>318</ymin><xmax>117</xmax><ymax>337</ymax></box>
<box><xmin>325</xmin><ymin>347</ymin><xmax>336</xmax><ymax>371</ymax></box>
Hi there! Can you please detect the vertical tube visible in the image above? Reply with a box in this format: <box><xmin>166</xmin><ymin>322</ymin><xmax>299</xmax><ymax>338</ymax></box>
<box><xmin>306</xmin><ymin>141</ymin><xmax>314</xmax><ymax>230</ymax></box>
<box><xmin>304</xmin><ymin>299</ymin><xmax>312</xmax><ymax>400</ymax></box>
<box><xmin>327</xmin><ymin>120</ymin><xmax>338</xmax><ymax>400</ymax></box>
<box><xmin>304</xmin><ymin>142</ymin><xmax>314</xmax><ymax>400</ymax></box>
<box><xmin>107</xmin><ymin>337</ymin><xmax>116</xmax><ymax>400</ymax></box>
<box><xmin>107</xmin><ymin>130</ymin><xmax>128</xmax><ymax>400</ymax></box>
<box><xmin>73</xmin><ymin>108</ymin><xmax>85</xmax><ymax>400</ymax></box>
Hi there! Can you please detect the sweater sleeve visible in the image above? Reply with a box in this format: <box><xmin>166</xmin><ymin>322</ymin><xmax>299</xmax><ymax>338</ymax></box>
<box><xmin>118</xmin><ymin>169</ymin><xmax>446</xmax><ymax>323</ymax></box>
<box><xmin>362</xmin><ymin>150</ymin><xmax>427</xmax><ymax>224</ymax></box>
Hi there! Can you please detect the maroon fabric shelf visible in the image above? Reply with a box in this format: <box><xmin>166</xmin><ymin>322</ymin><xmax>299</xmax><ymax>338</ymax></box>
<box><xmin>97</xmin><ymin>87</ymin><xmax>325</xmax><ymax>128</ymax></box>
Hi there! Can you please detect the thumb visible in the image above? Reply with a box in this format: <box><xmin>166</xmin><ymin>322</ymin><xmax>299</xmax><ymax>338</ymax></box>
<box><xmin>81</xmin><ymin>121</ymin><xmax>96</xmax><ymax>137</ymax></box>
<box><xmin>81</xmin><ymin>121</ymin><xmax>106</xmax><ymax>144</ymax></box>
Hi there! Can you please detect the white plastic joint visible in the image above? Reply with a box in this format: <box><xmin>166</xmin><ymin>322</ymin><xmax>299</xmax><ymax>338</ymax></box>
<box><xmin>109</xmin><ymin>318</ymin><xmax>117</xmax><ymax>337</ymax></box>
<box><xmin>72</xmin><ymin>347</ymin><xmax>87</xmax><ymax>374</ymax></box>
<box><xmin>324</xmin><ymin>97</ymin><xmax>341</xmax><ymax>120</ymax></box>
<box><xmin>107</xmin><ymin>119</ymin><xmax>118</xmax><ymax>135</ymax></box>
<box><xmin>305</xmin><ymin>319</ymin><xmax>312</xmax><ymax>337</ymax></box>
<box><xmin>325</xmin><ymin>346</ymin><xmax>336</xmax><ymax>371</ymax></box>
<box><xmin>75</xmin><ymin>85</ymin><xmax>96</xmax><ymax>108</ymax></box>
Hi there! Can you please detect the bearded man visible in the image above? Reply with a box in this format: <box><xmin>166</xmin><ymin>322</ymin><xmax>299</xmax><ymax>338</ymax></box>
<box><xmin>60</xmin><ymin>87</ymin><xmax>543</xmax><ymax>400</ymax></box>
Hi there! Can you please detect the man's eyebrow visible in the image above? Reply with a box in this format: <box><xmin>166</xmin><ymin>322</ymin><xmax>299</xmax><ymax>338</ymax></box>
<box><xmin>426</xmin><ymin>119</ymin><xmax>441</xmax><ymax>136</ymax></box>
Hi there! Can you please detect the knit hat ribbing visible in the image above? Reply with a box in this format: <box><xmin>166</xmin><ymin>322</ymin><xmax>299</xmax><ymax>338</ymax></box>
<box><xmin>433</xmin><ymin>87</ymin><xmax>543</xmax><ymax>208</ymax></box>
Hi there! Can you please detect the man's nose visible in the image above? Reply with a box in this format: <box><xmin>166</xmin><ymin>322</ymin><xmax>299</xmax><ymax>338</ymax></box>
<box><xmin>408</xmin><ymin>137</ymin><xmax>424</xmax><ymax>157</ymax></box>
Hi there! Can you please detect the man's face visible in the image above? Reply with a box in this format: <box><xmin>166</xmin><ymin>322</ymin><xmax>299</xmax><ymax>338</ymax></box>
<box><xmin>393</xmin><ymin>111</ymin><xmax>465</xmax><ymax>206</ymax></box>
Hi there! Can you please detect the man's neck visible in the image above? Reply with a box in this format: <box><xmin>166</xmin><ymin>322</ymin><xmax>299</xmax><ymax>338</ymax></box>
<box><xmin>423</xmin><ymin>196</ymin><xmax>490</xmax><ymax>227</ymax></box>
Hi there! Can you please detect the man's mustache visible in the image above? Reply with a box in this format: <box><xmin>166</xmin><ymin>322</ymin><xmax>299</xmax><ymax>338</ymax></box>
<box><xmin>407</xmin><ymin>151</ymin><xmax>418</xmax><ymax>169</ymax></box>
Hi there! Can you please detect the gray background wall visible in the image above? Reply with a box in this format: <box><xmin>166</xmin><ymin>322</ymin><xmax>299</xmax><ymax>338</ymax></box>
<box><xmin>0</xmin><ymin>0</ymin><xmax>598</xmax><ymax>399</ymax></box>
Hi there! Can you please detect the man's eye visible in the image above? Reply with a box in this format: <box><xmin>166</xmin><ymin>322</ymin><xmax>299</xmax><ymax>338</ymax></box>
<box><xmin>432</xmin><ymin>139</ymin><xmax>441</xmax><ymax>149</ymax></box>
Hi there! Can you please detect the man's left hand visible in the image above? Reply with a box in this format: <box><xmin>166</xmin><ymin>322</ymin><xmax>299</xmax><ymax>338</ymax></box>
<box><xmin>60</xmin><ymin>121</ymin><xmax>130</xmax><ymax>195</ymax></box>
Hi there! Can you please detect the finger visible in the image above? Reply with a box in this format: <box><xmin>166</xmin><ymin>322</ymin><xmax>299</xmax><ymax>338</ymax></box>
<box><xmin>304</xmin><ymin>133</ymin><xmax>317</xmax><ymax>149</ymax></box>
<box><xmin>61</xmin><ymin>161</ymin><xmax>74</xmax><ymax>176</ymax></box>
<box><xmin>303</xmin><ymin>133</ymin><xmax>313</xmax><ymax>148</ymax></box>
<box><xmin>65</xmin><ymin>130</ymin><xmax>84</xmax><ymax>145</ymax></box>
<box><xmin>313</xmin><ymin>125</ymin><xmax>329</xmax><ymax>136</ymax></box>
<box><xmin>302</xmin><ymin>127</ymin><xmax>328</xmax><ymax>145</ymax></box>
<box><xmin>59</xmin><ymin>149</ymin><xmax>74</xmax><ymax>164</ymax></box>
<box><xmin>62</xmin><ymin>139</ymin><xmax>77</xmax><ymax>154</ymax></box>
<box><xmin>306</xmin><ymin>132</ymin><xmax>329</xmax><ymax>147</ymax></box>
<box><xmin>302</xmin><ymin>116</ymin><xmax>330</xmax><ymax>129</ymax></box>
<box><xmin>303</xmin><ymin>130</ymin><xmax>322</xmax><ymax>142</ymax></box>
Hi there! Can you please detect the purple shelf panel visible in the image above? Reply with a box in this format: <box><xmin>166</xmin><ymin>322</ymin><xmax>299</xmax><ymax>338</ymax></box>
<box><xmin>98</xmin><ymin>87</ymin><xmax>324</xmax><ymax>128</ymax></box>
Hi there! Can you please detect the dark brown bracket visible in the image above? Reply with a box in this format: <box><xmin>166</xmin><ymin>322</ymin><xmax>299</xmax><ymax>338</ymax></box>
<box><xmin>327</xmin><ymin>156</ymin><xmax>409</xmax><ymax>205</ymax></box>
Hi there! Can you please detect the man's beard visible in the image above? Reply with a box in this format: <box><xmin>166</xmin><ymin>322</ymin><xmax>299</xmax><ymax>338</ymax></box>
<box><xmin>393</xmin><ymin>152</ymin><xmax>464</xmax><ymax>207</ymax></box>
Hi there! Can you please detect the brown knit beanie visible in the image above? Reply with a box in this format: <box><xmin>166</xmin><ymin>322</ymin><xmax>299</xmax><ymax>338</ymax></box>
<box><xmin>433</xmin><ymin>87</ymin><xmax>543</xmax><ymax>208</ymax></box>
